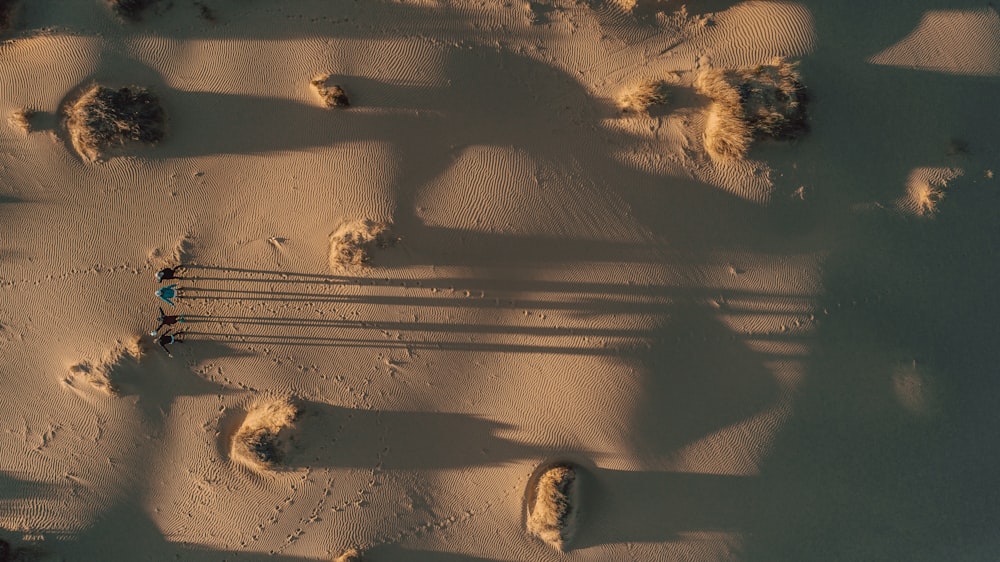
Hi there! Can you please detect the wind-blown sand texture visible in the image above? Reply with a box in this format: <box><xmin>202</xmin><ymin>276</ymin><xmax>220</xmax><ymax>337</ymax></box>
<box><xmin>526</xmin><ymin>464</ymin><xmax>578</xmax><ymax>551</ymax></box>
<box><xmin>1</xmin><ymin>0</ymin><xmax>999</xmax><ymax>560</ymax></box>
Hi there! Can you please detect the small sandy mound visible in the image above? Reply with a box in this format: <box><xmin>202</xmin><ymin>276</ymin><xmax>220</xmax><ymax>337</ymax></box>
<box><xmin>231</xmin><ymin>398</ymin><xmax>300</xmax><ymax>471</ymax></box>
<box><xmin>311</xmin><ymin>74</ymin><xmax>350</xmax><ymax>108</ymax></box>
<box><xmin>526</xmin><ymin>463</ymin><xmax>578</xmax><ymax>551</ymax></box>
<box><xmin>696</xmin><ymin>58</ymin><xmax>807</xmax><ymax>160</ymax></box>
<box><xmin>106</xmin><ymin>0</ymin><xmax>159</xmax><ymax>22</ymax></box>
<box><xmin>8</xmin><ymin>108</ymin><xmax>33</xmax><ymax>133</ymax></box>
<box><xmin>328</xmin><ymin>219</ymin><xmax>395</xmax><ymax>270</ymax></box>
<box><xmin>66</xmin><ymin>335</ymin><xmax>146</xmax><ymax>395</ymax></box>
<box><xmin>64</xmin><ymin>84</ymin><xmax>165</xmax><ymax>162</ymax></box>
<box><xmin>907</xmin><ymin>180</ymin><xmax>945</xmax><ymax>217</ymax></box>
<box><xmin>618</xmin><ymin>80</ymin><xmax>668</xmax><ymax>115</ymax></box>
<box><xmin>333</xmin><ymin>548</ymin><xmax>364</xmax><ymax>562</ymax></box>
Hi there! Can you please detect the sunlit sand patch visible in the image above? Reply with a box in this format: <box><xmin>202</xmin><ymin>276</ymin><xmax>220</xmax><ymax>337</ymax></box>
<box><xmin>896</xmin><ymin>167</ymin><xmax>963</xmax><ymax>218</ymax></box>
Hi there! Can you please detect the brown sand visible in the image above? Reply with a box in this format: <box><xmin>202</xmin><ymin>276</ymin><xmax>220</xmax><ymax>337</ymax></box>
<box><xmin>1</xmin><ymin>1</ymin><xmax>998</xmax><ymax>560</ymax></box>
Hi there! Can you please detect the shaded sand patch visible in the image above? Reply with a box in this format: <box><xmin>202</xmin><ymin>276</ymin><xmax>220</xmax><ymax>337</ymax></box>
<box><xmin>65</xmin><ymin>335</ymin><xmax>145</xmax><ymax>395</ymax></box>
<box><xmin>328</xmin><ymin>219</ymin><xmax>395</xmax><ymax>270</ymax></box>
<box><xmin>617</xmin><ymin>79</ymin><xmax>668</xmax><ymax>115</ymax></box>
<box><xmin>311</xmin><ymin>74</ymin><xmax>350</xmax><ymax>108</ymax></box>
<box><xmin>64</xmin><ymin>84</ymin><xmax>165</xmax><ymax>162</ymax></box>
<box><xmin>697</xmin><ymin>58</ymin><xmax>807</xmax><ymax>160</ymax></box>
<box><xmin>230</xmin><ymin>397</ymin><xmax>300</xmax><ymax>471</ymax></box>
<box><xmin>526</xmin><ymin>463</ymin><xmax>579</xmax><ymax>551</ymax></box>
<box><xmin>0</xmin><ymin>0</ymin><xmax>19</xmax><ymax>34</ymax></box>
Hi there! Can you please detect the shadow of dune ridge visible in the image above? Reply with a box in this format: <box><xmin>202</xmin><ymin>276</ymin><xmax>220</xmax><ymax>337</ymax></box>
<box><xmin>576</xmin><ymin>469</ymin><xmax>758</xmax><ymax>548</ymax></box>
<box><xmin>625</xmin><ymin>306</ymin><xmax>785</xmax><ymax>456</ymax></box>
<box><xmin>282</xmin><ymin>401</ymin><xmax>548</xmax><ymax>470</ymax></box>
<box><xmin>740</xmin><ymin>137</ymin><xmax>1000</xmax><ymax>559</ymax></box>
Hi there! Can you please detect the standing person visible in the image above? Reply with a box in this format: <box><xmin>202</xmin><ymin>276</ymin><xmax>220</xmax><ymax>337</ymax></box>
<box><xmin>151</xmin><ymin>307</ymin><xmax>185</xmax><ymax>336</ymax></box>
<box><xmin>156</xmin><ymin>266</ymin><xmax>184</xmax><ymax>283</ymax></box>
<box><xmin>155</xmin><ymin>283</ymin><xmax>181</xmax><ymax>306</ymax></box>
<box><xmin>156</xmin><ymin>330</ymin><xmax>183</xmax><ymax>357</ymax></box>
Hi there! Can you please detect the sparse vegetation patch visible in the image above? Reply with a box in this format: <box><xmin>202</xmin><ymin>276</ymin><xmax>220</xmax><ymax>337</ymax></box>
<box><xmin>696</xmin><ymin>58</ymin><xmax>808</xmax><ymax>160</ymax></box>
<box><xmin>618</xmin><ymin>80</ymin><xmax>668</xmax><ymax>115</ymax></box>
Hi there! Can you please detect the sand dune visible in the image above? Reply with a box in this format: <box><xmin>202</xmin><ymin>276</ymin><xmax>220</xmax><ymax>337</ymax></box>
<box><xmin>1</xmin><ymin>0</ymin><xmax>998</xmax><ymax>560</ymax></box>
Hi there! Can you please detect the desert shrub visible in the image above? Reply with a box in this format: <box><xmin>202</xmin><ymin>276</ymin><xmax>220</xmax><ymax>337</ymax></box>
<box><xmin>231</xmin><ymin>398</ymin><xmax>300</xmax><ymax>470</ymax></box>
<box><xmin>696</xmin><ymin>58</ymin><xmax>807</xmax><ymax>160</ymax></box>
<box><xmin>526</xmin><ymin>463</ymin><xmax>578</xmax><ymax>551</ymax></box>
<box><xmin>311</xmin><ymin>74</ymin><xmax>350</xmax><ymax>108</ymax></box>
<box><xmin>618</xmin><ymin>80</ymin><xmax>668</xmax><ymax>115</ymax></box>
<box><xmin>65</xmin><ymin>84</ymin><xmax>165</xmax><ymax>162</ymax></box>
<box><xmin>328</xmin><ymin>219</ymin><xmax>395</xmax><ymax>269</ymax></box>
<box><xmin>8</xmin><ymin>108</ymin><xmax>33</xmax><ymax>133</ymax></box>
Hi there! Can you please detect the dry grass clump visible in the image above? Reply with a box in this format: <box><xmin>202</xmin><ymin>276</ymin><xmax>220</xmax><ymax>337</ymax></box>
<box><xmin>65</xmin><ymin>84</ymin><xmax>165</xmax><ymax>162</ymax></box>
<box><xmin>66</xmin><ymin>335</ymin><xmax>145</xmax><ymax>395</ymax></box>
<box><xmin>618</xmin><ymin>80</ymin><xmax>668</xmax><ymax>115</ymax></box>
<box><xmin>333</xmin><ymin>548</ymin><xmax>363</xmax><ymax>562</ymax></box>
<box><xmin>696</xmin><ymin>58</ymin><xmax>807</xmax><ymax>160</ymax></box>
<box><xmin>8</xmin><ymin>108</ymin><xmax>33</xmax><ymax>133</ymax></box>
<box><xmin>106</xmin><ymin>0</ymin><xmax>158</xmax><ymax>21</ymax></box>
<box><xmin>311</xmin><ymin>74</ymin><xmax>350</xmax><ymax>108</ymax></box>
<box><xmin>526</xmin><ymin>463</ymin><xmax>578</xmax><ymax>551</ymax></box>
<box><xmin>231</xmin><ymin>397</ymin><xmax>300</xmax><ymax>470</ymax></box>
<box><xmin>328</xmin><ymin>219</ymin><xmax>395</xmax><ymax>270</ymax></box>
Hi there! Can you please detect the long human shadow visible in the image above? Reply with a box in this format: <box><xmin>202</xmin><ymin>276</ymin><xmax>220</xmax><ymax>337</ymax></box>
<box><xmin>283</xmin><ymin>402</ymin><xmax>547</xmax><ymax>470</ymax></box>
<box><xmin>179</xmin><ymin>285</ymin><xmax>811</xmax><ymax>313</ymax></box>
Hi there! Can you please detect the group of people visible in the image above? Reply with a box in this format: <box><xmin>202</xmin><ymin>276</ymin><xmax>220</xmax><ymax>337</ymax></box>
<box><xmin>152</xmin><ymin>266</ymin><xmax>186</xmax><ymax>356</ymax></box>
